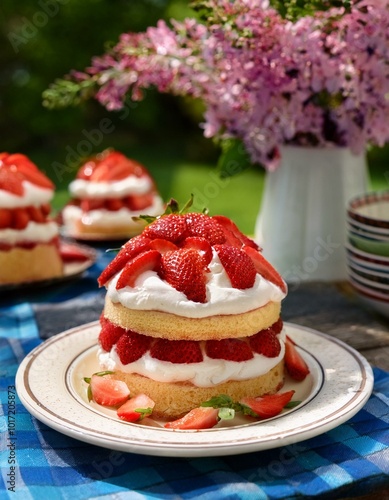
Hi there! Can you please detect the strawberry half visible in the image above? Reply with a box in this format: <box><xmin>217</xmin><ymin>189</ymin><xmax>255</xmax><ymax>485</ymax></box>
<box><xmin>98</xmin><ymin>315</ymin><xmax>127</xmax><ymax>352</ymax></box>
<box><xmin>164</xmin><ymin>407</ymin><xmax>219</xmax><ymax>430</ymax></box>
<box><xmin>241</xmin><ymin>390</ymin><xmax>295</xmax><ymax>419</ymax></box>
<box><xmin>249</xmin><ymin>329</ymin><xmax>281</xmax><ymax>358</ymax></box>
<box><xmin>143</xmin><ymin>214</ymin><xmax>188</xmax><ymax>243</ymax></box>
<box><xmin>205</xmin><ymin>338</ymin><xmax>254</xmax><ymax>361</ymax></box>
<box><xmin>0</xmin><ymin>209</ymin><xmax>12</xmax><ymax>229</ymax></box>
<box><xmin>59</xmin><ymin>242</ymin><xmax>90</xmax><ymax>262</ymax></box>
<box><xmin>243</xmin><ymin>245</ymin><xmax>287</xmax><ymax>293</ymax></box>
<box><xmin>159</xmin><ymin>248</ymin><xmax>208</xmax><ymax>303</ymax></box>
<box><xmin>212</xmin><ymin>215</ymin><xmax>259</xmax><ymax>249</ymax></box>
<box><xmin>150</xmin><ymin>338</ymin><xmax>203</xmax><ymax>363</ymax></box>
<box><xmin>214</xmin><ymin>244</ymin><xmax>257</xmax><ymax>289</ymax></box>
<box><xmin>115</xmin><ymin>330</ymin><xmax>152</xmax><ymax>364</ymax></box>
<box><xmin>284</xmin><ymin>336</ymin><xmax>310</xmax><ymax>381</ymax></box>
<box><xmin>116</xmin><ymin>249</ymin><xmax>161</xmax><ymax>289</ymax></box>
<box><xmin>117</xmin><ymin>393</ymin><xmax>156</xmax><ymax>422</ymax></box>
<box><xmin>89</xmin><ymin>374</ymin><xmax>130</xmax><ymax>407</ymax></box>
<box><xmin>185</xmin><ymin>213</ymin><xmax>226</xmax><ymax>245</ymax></box>
<box><xmin>181</xmin><ymin>236</ymin><xmax>213</xmax><ymax>265</ymax></box>
<box><xmin>149</xmin><ymin>238</ymin><xmax>178</xmax><ymax>254</ymax></box>
<box><xmin>12</xmin><ymin>208</ymin><xmax>30</xmax><ymax>230</ymax></box>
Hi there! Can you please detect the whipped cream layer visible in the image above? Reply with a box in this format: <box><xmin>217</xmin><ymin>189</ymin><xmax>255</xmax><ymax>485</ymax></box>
<box><xmin>1</xmin><ymin>182</ymin><xmax>53</xmax><ymax>209</ymax></box>
<box><xmin>99</xmin><ymin>330</ymin><xmax>286</xmax><ymax>387</ymax></box>
<box><xmin>0</xmin><ymin>221</ymin><xmax>59</xmax><ymax>245</ymax></box>
<box><xmin>62</xmin><ymin>197</ymin><xmax>164</xmax><ymax>230</ymax></box>
<box><xmin>107</xmin><ymin>251</ymin><xmax>286</xmax><ymax>318</ymax></box>
<box><xmin>69</xmin><ymin>176</ymin><xmax>153</xmax><ymax>199</ymax></box>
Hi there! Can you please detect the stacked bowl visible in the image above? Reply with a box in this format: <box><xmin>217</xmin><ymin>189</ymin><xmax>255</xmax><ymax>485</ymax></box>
<box><xmin>346</xmin><ymin>191</ymin><xmax>389</xmax><ymax>319</ymax></box>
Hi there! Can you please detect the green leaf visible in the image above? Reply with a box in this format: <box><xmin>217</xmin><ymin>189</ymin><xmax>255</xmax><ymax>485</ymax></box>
<box><xmin>218</xmin><ymin>407</ymin><xmax>235</xmax><ymax>420</ymax></box>
<box><xmin>42</xmin><ymin>77</ymin><xmax>97</xmax><ymax>109</ymax></box>
<box><xmin>217</xmin><ymin>139</ymin><xmax>253</xmax><ymax>179</ymax></box>
<box><xmin>135</xmin><ymin>407</ymin><xmax>153</xmax><ymax>419</ymax></box>
<box><xmin>284</xmin><ymin>400</ymin><xmax>302</xmax><ymax>409</ymax></box>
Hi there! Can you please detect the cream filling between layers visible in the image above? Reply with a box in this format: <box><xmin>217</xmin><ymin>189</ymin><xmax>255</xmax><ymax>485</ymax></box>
<box><xmin>98</xmin><ymin>330</ymin><xmax>286</xmax><ymax>387</ymax></box>
<box><xmin>107</xmin><ymin>251</ymin><xmax>286</xmax><ymax>318</ymax></box>
<box><xmin>0</xmin><ymin>221</ymin><xmax>59</xmax><ymax>244</ymax></box>
<box><xmin>62</xmin><ymin>197</ymin><xmax>164</xmax><ymax>230</ymax></box>
<box><xmin>69</xmin><ymin>176</ymin><xmax>153</xmax><ymax>199</ymax></box>
<box><xmin>1</xmin><ymin>182</ymin><xmax>53</xmax><ymax>208</ymax></box>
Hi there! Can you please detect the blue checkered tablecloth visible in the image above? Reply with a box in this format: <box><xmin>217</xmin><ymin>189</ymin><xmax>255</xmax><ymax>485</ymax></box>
<box><xmin>0</xmin><ymin>248</ymin><xmax>388</xmax><ymax>499</ymax></box>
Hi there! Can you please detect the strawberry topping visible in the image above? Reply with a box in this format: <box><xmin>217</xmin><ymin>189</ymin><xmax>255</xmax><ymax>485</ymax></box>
<box><xmin>115</xmin><ymin>330</ymin><xmax>153</xmax><ymax>364</ymax></box>
<box><xmin>205</xmin><ymin>338</ymin><xmax>254</xmax><ymax>361</ymax></box>
<box><xmin>143</xmin><ymin>214</ymin><xmax>188</xmax><ymax>243</ymax></box>
<box><xmin>150</xmin><ymin>338</ymin><xmax>203</xmax><ymax>363</ymax></box>
<box><xmin>116</xmin><ymin>249</ymin><xmax>161</xmax><ymax>289</ymax></box>
<box><xmin>185</xmin><ymin>213</ymin><xmax>226</xmax><ymax>245</ymax></box>
<box><xmin>243</xmin><ymin>245</ymin><xmax>287</xmax><ymax>293</ymax></box>
<box><xmin>214</xmin><ymin>244</ymin><xmax>257</xmax><ymax>289</ymax></box>
<box><xmin>249</xmin><ymin>329</ymin><xmax>281</xmax><ymax>357</ymax></box>
<box><xmin>98</xmin><ymin>315</ymin><xmax>127</xmax><ymax>352</ymax></box>
<box><xmin>240</xmin><ymin>390</ymin><xmax>295</xmax><ymax>419</ymax></box>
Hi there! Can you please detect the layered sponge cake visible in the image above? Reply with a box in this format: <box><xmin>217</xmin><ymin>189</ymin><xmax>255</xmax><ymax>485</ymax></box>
<box><xmin>0</xmin><ymin>152</ymin><xmax>63</xmax><ymax>285</ymax></box>
<box><xmin>62</xmin><ymin>149</ymin><xmax>164</xmax><ymax>239</ymax></box>
<box><xmin>97</xmin><ymin>208</ymin><xmax>287</xmax><ymax>420</ymax></box>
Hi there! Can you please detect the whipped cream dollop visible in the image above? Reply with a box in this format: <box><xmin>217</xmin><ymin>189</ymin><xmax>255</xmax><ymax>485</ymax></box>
<box><xmin>107</xmin><ymin>250</ymin><xmax>286</xmax><ymax>318</ymax></box>
<box><xmin>62</xmin><ymin>196</ymin><xmax>164</xmax><ymax>230</ymax></box>
<box><xmin>69</xmin><ymin>176</ymin><xmax>153</xmax><ymax>199</ymax></box>
<box><xmin>99</xmin><ymin>330</ymin><xmax>286</xmax><ymax>387</ymax></box>
<box><xmin>1</xmin><ymin>182</ymin><xmax>53</xmax><ymax>209</ymax></box>
<box><xmin>0</xmin><ymin>221</ymin><xmax>59</xmax><ymax>244</ymax></box>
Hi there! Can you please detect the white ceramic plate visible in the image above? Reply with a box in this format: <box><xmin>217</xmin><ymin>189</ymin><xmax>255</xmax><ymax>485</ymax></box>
<box><xmin>15</xmin><ymin>322</ymin><xmax>374</xmax><ymax>458</ymax></box>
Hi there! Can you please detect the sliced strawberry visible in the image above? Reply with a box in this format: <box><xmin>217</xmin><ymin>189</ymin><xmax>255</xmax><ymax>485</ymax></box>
<box><xmin>164</xmin><ymin>407</ymin><xmax>219</xmax><ymax>429</ymax></box>
<box><xmin>181</xmin><ymin>236</ymin><xmax>213</xmax><ymax>265</ymax></box>
<box><xmin>143</xmin><ymin>214</ymin><xmax>188</xmax><ymax>243</ymax></box>
<box><xmin>284</xmin><ymin>336</ymin><xmax>310</xmax><ymax>381</ymax></box>
<box><xmin>213</xmin><ymin>215</ymin><xmax>259</xmax><ymax>249</ymax></box>
<box><xmin>12</xmin><ymin>208</ymin><xmax>30</xmax><ymax>229</ymax></box>
<box><xmin>0</xmin><ymin>208</ymin><xmax>12</xmax><ymax>229</ymax></box>
<box><xmin>98</xmin><ymin>315</ymin><xmax>127</xmax><ymax>352</ymax></box>
<box><xmin>243</xmin><ymin>245</ymin><xmax>287</xmax><ymax>293</ymax></box>
<box><xmin>127</xmin><ymin>193</ymin><xmax>154</xmax><ymax>211</ymax></box>
<box><xmin>105</xmin><ymin>198</ymin><xmax>124</xmax><ymax>211</ymax></box>
<box><xmin>184</xmin><ymin>213</ymin><xmax>226</xmax><ymax>245</ymax></box>
<box><xmin>149</xmin><ymin>238</ymin><xmax>178</xmax><ymax>254</ymax></box>
<box><xmin>241</xmin><ymin>390</ymin><xmax>295</xmax><ymax>419</ymax></box>
<box><xmin>214</xmin><ymin>244</ymin><xmax>257</xmax><ymax>289</ymax></box>
<box><xmin>76</xmin><ymin>159</ymin><xmax>97</xmax><ymax>180</ymax></box>
<box><xmin>205</xmin><ymin>338</ymin><xmax>253</xmax><ymax>361</ymax></box>
<box><xmin>0</xmin><ymin>167</ymin><xmax>24</xmax><ymax>196</ymax></box>
<box><xmin>80</xmin><ymin>198</ymin><xmax>105</xmax><ymax>212</ymax></box>
<box><xmin>115</xmin><ymin>330</ymin><xmax>152</xmax><ymax>364</ymax></box>
<box><xmin>159</xmin><ymin>248</ymin><xmax>208</xmax><ymax>303</ymax></box>
<box><xmin>97</xmin><ymin>235</ymin><xmax>151</xmax><ymax>287</ymax></box>
<box><xmin>27</xmin><ymin>205</ymin><xmax>46</xmax><ymax>223</ymax></box>
<box><xmin>59</xmin><ymin>242</ymin><xmax>90</xmax><ymax>262</ymax></box>
<box><xmin>8</xmin><ymin>154</ymin><xmax>54</xmax><ymax>190</ymax></box>
<box><xmin>150</xmin><ymin>338</ymin><xmax>203</xmax><ymax>363</ymax></box>
<box><xmin>41</xmin><ymin>203</ymin><xmax>51</xmax><ymax>216</ymax></box>
<box><xmin>249</xmin><ymin>328</ymin><xmax>281</xmax><ymax>357</ymax></box>
<box><xmin>116</xmin><ymin>249</ymin><xmax>161</xmax><ymax>289</ymax></box>
<box><xmin>89</xmin><ymin>374</ymin><xmax>130</xmax><ymax>406</ymax></box>
<box><xmin>117</xmin><ymin>393</ymin><xmax>155</xmax><ymax>422</ymax></box>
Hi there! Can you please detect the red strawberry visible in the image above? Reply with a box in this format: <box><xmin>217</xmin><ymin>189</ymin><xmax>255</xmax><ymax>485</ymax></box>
<box><xmin>59</xmin><ymin>242</ymin><xmax>90</xmax><ymax>262</ymax></box>
<box><xmin>214</xmin><ymin>244</ymin><xmax>257</xmax><ymax>289</ymax></box>
<box><xmin>116</xmin><ymin>249</ymin><xmax>161</xmax><ymax>289</ymax></box>
<box><xmin>27</xmin><ymin>205</ymin><xmax>45</xmax><ymax>223</ymax></box>
<box><xmin>213</xmin><ymin>215</ymin><xmax>259</xmax><ymax>249</ymax></box>
<box><xmin>98</xmin><ymin>235</ymin><xmax>151</xmax><ymax>287</ymax></box>
<box><xmin>150</xmin><ymin>338</ymin><xmax>203</xmax><ymax>363</ymax></box>
<box><xmin>7</xmin><ymin>154</ymin><xmax>54</xmax><ymax>190</ymax></box>
<box><xmin>241</xmin><ymin>390</ymin><xmax>295</xmax><ymax>419</ymax></box>
<box><xmin>12</xmin><ymin>208</ymin><xmax>30</xmax><ymax>229</ymax></box>
<box><xmin>205</xmin><ymin>338</ymin><xmax>253</xmax><ymax>361</ymax></box>
<box><xmin>164</xmin><ymin>406</ymin><xmax>219</xmax><ymax>429</ymax></box>
<box><xmin>181</xmin><ymin>236</ymin><xmax>213</xmax><ymax>265</ymax></box>
<box><xmin>115</xmin><ymin>330</ymin><xmax>152</xmax><ymax>364</ymax></box>
<box><xmin>144</xmin><ymin>214</ymin><xmax>188</xmax><ymax>243</ymax></box>
<box><xmin>80</xmin><ymin>198</ymin><xmax>105</xmax><ymax>212</ymax></box>
<box><xmin>149</xmin><ymin>238</ymin><xmax>178</xmax><ymax>254</ymax></box>
<box><xmin>0</xmin><ymin>208</ymin><xmax>12</xmax><ymax>229</ymax></box>
<box><xmin>159</xmin><ymin>248</ymin><xmax>208</xmax><ymax>303</ymax></box>
<box><xmin>126</xmin><ymin>193</ymin><xmax>154</xmax><ymax>211</ymax></box>
<box><xmin>89</xmin><ymin>374</ymin><xmax>130</xmax><ymax>407</ymax></box>
<box><xmin>185</xmin><ymin>213</ymin><xmax>226</xmax><ymax>245</ymax></box>
<box><xmin>98</xmin><ymin>315</ymin><xmax>127</xmax><ymax>352</ymax></box>
<box><xmin>105</xmin><ymin>198</ymin><xmax>124</xmax><ymax>211</ymax></box>
<box><xmin>0</xmin><ymin>167</ymin><xmax>24</xmax><ymax>195</ymax></box>
<box><xmin>76</xmin><ymin>159</ymin><xmax>96</xmax><ymax>180</ymax></box>
<box><xmin>249</xmin><ymin>329</ymin><xmax>281</xmax><ymax>357</ymax></box>
<box><xmin>41</xmin><ymin>203</ymin><xmax>51</xmax><ymax>216</ymax></box>
<box><xmin>284</xmin><ymin>336</ymin><xmax>310</xmax><ymax>381</ymax></box>
<box><xmin>243</xmin><ymin>246</ymin><xmax>287</xmax><ymax>293</ymax></box>
<box><xmin>117</xmin><ymin>393</ymin><xmax>155</xmax><ymax>422</ymax></box>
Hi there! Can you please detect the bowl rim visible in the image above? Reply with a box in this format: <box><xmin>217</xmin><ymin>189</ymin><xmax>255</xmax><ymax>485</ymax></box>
<box><xmin>348</xmin><ymin>269</ymin><xmax>389</xmax><ymax>292</ymax></box>
<box><xmin>349</xmin><ymin>276</ymin><xmax>389</xmax><ymax>303</ymax></box>
<box><xmin>347</xmin><ymin>190</ymin><xmax>389</xmax><ymax>228</ymax></box>
<box><xmin>345</xmin><ymin>242</ymin><xmax>389</xmax><ymax>263</ymax></box>
<box><xmin>347</xmin><ymin>259</ymin><xmax>389</xmax><ymax>278</ymax></box>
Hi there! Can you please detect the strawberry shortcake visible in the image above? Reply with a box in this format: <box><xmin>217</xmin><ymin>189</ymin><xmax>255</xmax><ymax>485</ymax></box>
<box><xmin>0</xmin><ymin>153</ymin><xmax>63</xmax><ymax>285</ymax></box>
<box><xmin>61</xmin><ymin>149</ymin><xmax>164</xmax><ymax>239</ymax></box>
<box><xmin>97</xmin><ymin>202</ymin><xmax>291</xmax><ymax>420</ymax></box>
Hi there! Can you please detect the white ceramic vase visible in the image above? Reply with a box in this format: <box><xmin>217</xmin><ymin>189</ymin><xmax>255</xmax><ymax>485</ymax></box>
<box><xmin>255</xmin><ymin>146</ymin><xmax>369</xmax><ymax>283</ymax></box>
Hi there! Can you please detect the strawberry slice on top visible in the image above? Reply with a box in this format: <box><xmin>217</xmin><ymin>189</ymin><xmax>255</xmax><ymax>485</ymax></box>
<box><xmin>243</xmin><ymin>245</ymin><xmax>287</xmax><ymax>293</ymax></box>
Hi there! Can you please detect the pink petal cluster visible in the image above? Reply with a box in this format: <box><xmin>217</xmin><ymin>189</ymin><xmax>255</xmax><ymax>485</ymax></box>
<box><xmin>72</xmin><ymin>0</ymin><xmax>389</xmax><ymax>169</ymax></box>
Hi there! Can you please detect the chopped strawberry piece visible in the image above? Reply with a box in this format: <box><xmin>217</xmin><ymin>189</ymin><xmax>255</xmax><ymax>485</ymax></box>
<box><xmin>249</xmin><ymin>322</ymin><xmax>282</xmax><ymax>357</ymax></box>
<box><xmin>181</xmin><ymin>236</ymin><xmax>213</xmax><ymax>265</ymax></box>
<box><xmin>7</xmin><ymin>154</ymin><xmax>54</xmax><ymax>190</ymax></box>
<box><xmin>143</xmin><ymin>214</ymin><xmax>188</xmax><ymax>243</ymax></box>
<box><xmin>205</xmin><ymin>338</ymin><xmax>254</xmax><ymax>361</ymax></box>
<box><xmin>27</xmin><ymin>205</ymin><xmax>45</xmax><ymax>223</ymax></box>
<box><xmin>76</xmin><ymin>159</ymin><xmax>96</xmax><ymax>180</ymax></box>
<box><xmin>0</xmin><ymin>167</ymin><xmax>24</xmax><ymax>196</ymax></box>
<box><xmin>241</xmin><ymin>390</ymin><xmax>295</xmax><ymax>419</ymax></box>
<box><xmin>105</xmin><ymin>198</ymin><xmax>124</xmax><ymax>211</ymax></box>
<box><xmin>284</xmin><ymin>336</ymin><xmax>310</xmax><ymax>381</ymax></box>
<box><xmin>59</xmin><ymin>242</ymin><xmax>90</xmax><ymax>262</ymax></box>
<box><xmin>80</xmin><ymin>198</ymin><xmax>105</xmax><ymax>212</ymax></box>
<box><xmin>212</xmin><ymin>215</ymin><xmax>259</xmax><ymax>249</ymax></box>
<box><xmin>149</xmin><ymin>238</ymin><xmax>178</xmax><ymax>254</ymax></box>
<box><xmin>98</xmin><ymin>315</ymin><xmax>127</xmax><ymax>352</ymax></box>
<box><xmin>0</xmin><ymin>208</ymin><xmax>12</xmax><ymax>229</ymax></box>
<box><xmin>12</xmin><ymin>208</ymin><xmax>30</xmax><ymax>229</ymax></box>
<box><xmin>126</xmin><ymin>193</ymin><xmax>154</xmax><ymax>211</ymax></box>
<box><xmin>150</xmin><ymin>338</ymin><xmax>203</xmax><ymax>363</ymax></box>
<box><xmin>97</xmin><ymin>235</ymin><xmax>151</xmax><ymax>287</ymax></box>
<box><xmin>117</xmin><ymin>393</ymin><xmax>155</xmax><ymax>422</ymax></box>
<box><xmin>243</xmin><ymin>245</ymin><xmax>287</xmax><ymax>293</ymax></box>
<box><xmin>159</xmin><ymin>248</ymin><xmax>208</xmax><ymax>303</ymax></box>
<box><xmin>116</xmin><ymin>249</ymin><xmax>161</xmax><ymax>289</ymax></box>
<box><xmin>115</xmin><ymin>330</ymin><xmax>152</xmax><ymax>364</ymax></box>
<box><xmin>90</xmin><ymin>374</ymin><xmax>130</xmax><ymax>407</ymax></box>
<box><xmin>214</xmin><ymin>244</ymin><xmax>257</xmax><ymax>289</ymax></box>
<box><xmin>185</xmin><ymin>213</ymin><xmax>226</xmax><ymax>245</ymax></box>
<box><xmin>165</xmin><ymin>407</ymin><xmax>219</xmax><ymax>430</ymax></box>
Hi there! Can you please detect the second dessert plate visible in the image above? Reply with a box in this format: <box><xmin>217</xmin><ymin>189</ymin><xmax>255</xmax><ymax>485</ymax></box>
<box><xmin>15</xmin><ymin>322</ymin><xmax>374</xmax><ymax>457</ymax></box>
